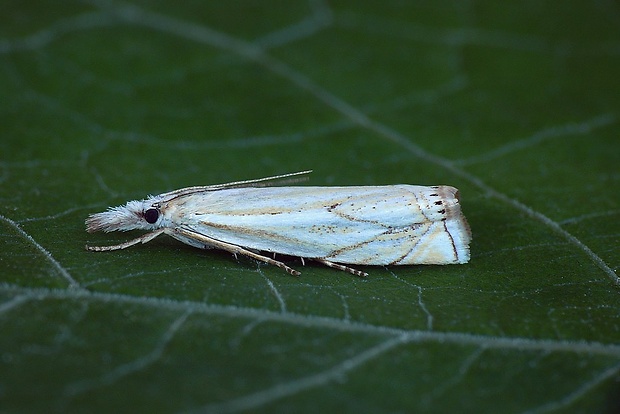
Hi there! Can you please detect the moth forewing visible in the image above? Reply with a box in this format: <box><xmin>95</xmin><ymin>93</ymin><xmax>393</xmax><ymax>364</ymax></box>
<box><xmin>86</xmin><ymin>174</ymin><xmax>471</xmax><ymax>277</ymax></box>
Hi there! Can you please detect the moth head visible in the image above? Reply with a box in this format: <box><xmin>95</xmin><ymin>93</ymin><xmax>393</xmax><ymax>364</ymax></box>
<box><xmin>86</xmin><ymin>198</ymin><xmax>163</xmax><ymax>233</ymax></box>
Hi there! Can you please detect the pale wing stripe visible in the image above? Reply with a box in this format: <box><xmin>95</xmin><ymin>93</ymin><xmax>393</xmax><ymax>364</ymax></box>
<box><xmin>391</xmin><ymin>222</ymin><xmax>436</xmax><ymax>265</ymax></box>
<box><xmin>442</xmin><ymin>221</ymin><xmax>460</xmax><ymax>263</ymax></box>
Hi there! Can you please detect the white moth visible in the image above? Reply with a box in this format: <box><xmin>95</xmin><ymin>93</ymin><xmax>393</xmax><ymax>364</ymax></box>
<box><xmin>86</xmin><ymin>171</ymin><xmax>471</xmax><ymax>277</ymax></box>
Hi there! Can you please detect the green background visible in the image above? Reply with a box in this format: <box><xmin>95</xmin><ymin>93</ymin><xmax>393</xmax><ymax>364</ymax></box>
<box><xmin>1</xmin><ymin>1</ymin><xmax>619</xmax><ymax>413</ymax></box>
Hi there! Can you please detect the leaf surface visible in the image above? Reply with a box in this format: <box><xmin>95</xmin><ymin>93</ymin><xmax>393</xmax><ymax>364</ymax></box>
<box><xmin>1</xmin><ymin>1</ymin><xmax>619</xmax><ymax>413</ymax></box>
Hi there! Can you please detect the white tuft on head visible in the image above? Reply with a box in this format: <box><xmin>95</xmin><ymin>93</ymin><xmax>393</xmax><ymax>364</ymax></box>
<box><xmin>86</xmin><ymin>200</ymin><xmax>152</xmax><ymax>233</ymax></box>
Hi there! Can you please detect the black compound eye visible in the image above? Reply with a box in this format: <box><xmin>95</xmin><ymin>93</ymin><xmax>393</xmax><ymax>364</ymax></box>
<box><xmin>144</xmin><ymin>208</ymin><xmax>159</xmax><ymax>224</ymax></box>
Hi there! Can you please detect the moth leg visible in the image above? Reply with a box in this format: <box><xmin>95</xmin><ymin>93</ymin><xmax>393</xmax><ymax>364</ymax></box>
<box><xmin>86</xmin><ymin>229</ymin><xmax>165</xmax><ymax>251</ymax></box>
<box><xmin>169</xmin><ymin>227</ymin><xmax>301</xmax><ymax>276</ymax></box>
<box><xmin>314</xmin><ymin>259</ymin><xmax>368</xmax><ymax>277</ymax></box>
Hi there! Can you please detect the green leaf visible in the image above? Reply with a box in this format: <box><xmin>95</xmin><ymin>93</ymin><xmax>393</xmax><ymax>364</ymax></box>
<box><xmin>1</xmin><ymin>1</ymin><xmax>619</xmax><ymax>413</ymax></box>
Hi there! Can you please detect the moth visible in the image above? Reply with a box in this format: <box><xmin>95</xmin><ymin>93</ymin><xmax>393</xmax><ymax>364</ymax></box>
<box><xmin>85</xmin><ymin>171</ymin><xmax>471</xmax><ymax>276</ymax></box>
